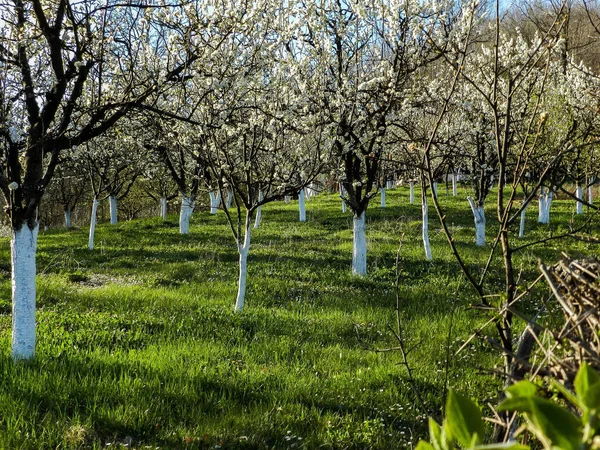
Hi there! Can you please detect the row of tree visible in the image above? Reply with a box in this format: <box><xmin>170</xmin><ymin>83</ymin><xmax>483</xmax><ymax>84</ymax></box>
<box><xmin>1</xmin><ymin>0</ymin><xmax>599</xmax><ymax>371</ymax></box>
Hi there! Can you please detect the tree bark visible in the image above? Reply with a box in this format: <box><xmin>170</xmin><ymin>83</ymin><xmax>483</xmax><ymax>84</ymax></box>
<box><xmin>109</xmin><ymin>195</ymin><xmax>118</xmax><ymax>225</ymax></box>
<box><xmin>576</xmin><ymin>184</ymin><xmax>583</xmax><ymax>214</ymax></box>
<box><xmin>380</xmin><ymin>188</ymin><xmax>386</xmax><ymax>208</ymax></box>
<box><xmin>299</xmin><ymin>189</ymin><xmax>306</xmax><ymax>222</ymax></box>
<box><xmin>409</xmin><ymin>181</ymin><xmax>415</xmax><ymax>204</ymax></box>
<box><xmin>519</xmin><ymin>202</ymin><xmax>527</xmax><ymax>238</ymax></box>
<box><xmin>235</xmin><ymin>220</ymin><xmax>251</xmax><ymax>312</ymax></box>
<box><xmin>179</xmin><ymin>195</ymin><xmax>194</xmax><ymax>234</ymax></box>
<box><xmin>254</xmin><ymin>191</ymin><xmax>263</xmax><ymax>229</ymax></box>
<box><xmin>160</xmin><ymin>197</ymin><xmax>167</xmax><ymax>221</ymax></box>
<box><xmin>88</xmin><ymin>197</ymin><xmax>99</xmax><ymax>250</ymax></box>
<box><xmin>422</xmin><ymin>191</ymin><xmax>432</xmax><ymax>260</ymax></box>
<box><xmin>11</xmin><ymin>223</ymin><xmax>39</xmax><ymax>360</ymax></box>
<box><xmin>64</xmin><ymin>210</ymin><xmax>71</xmax><ymax>229</ymax></box>
<box><xmin>352</xmin><ymin>212</ymin><xmax>367</xmax><ymax>276</ymax></box>
<box><xmin>467</xmin><ymin>196</ymin><xmax>486</xmax><ymax>246</ymax></box>
<box><xmin>209</xmin><ymin>190</ymin><xmax>220</xmax><ymax>215</ymax></box>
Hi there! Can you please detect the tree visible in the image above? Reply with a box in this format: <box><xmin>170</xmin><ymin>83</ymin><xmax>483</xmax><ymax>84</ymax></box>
<box><xmin>0</xmin><ymin>0</ymin><xmax>192</xmax><ymax>359</ymax></box>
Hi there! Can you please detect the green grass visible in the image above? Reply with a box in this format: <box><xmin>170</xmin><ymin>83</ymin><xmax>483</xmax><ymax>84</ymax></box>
<box><xmin>0</xmin><ymin>186</ymin><xmax>597</xmax><ymax>449</ymax></box>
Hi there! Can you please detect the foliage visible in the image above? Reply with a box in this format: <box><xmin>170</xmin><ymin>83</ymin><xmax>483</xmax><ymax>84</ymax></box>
<box><xmin>417</xmin><ymin>363</ymin><xmax>600</xmax><ymax>450</ymax></box>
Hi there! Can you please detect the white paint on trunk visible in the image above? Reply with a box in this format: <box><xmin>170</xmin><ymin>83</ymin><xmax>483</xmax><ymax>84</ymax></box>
<box><xmin>538</xmin><ymin>189</ymin><xmax>553</xmax><ymax>224</ymax></box>
<box><xmin>160</xmin><ymin>197</ymin><xmax>168</xmax><ymax>221</ymax></box>
<box><xmin>234</xmin><ymin>223</ymin><xmax>251</xmax><ymax>312</ymax></box>
<box><xmin>88</xmin><ymin>198</ymin><xmax>99</xmax><ymax>250</ymax></box>
<box><xmin>519</xmin><ymin>202</ymin><xmax>528</xmax><ymax>238</ymax></box>
<box><xmin>576</xmin><ymin>184</ymin><xmax>583</xmax><ymax>214</ymax></box>
<box><xmin>109</xmin><ymin>195</ymin><xmax>118</xmax><ymax>225</ymax></box>
<box><xmin>380</xmin><ymin>188</ymin><xmax>386</xmax><ymax>208</ymax></box>
<box><xmin>467</xmin><ymin>196</ymin><xmax>486</xmax><ymax>246</ymax></box>
<box><xmin>352</xmin><ymin>212</ymin><xmax>367</xmax><ymax>276</ymax></box>
<box><xmin>254</xmin><ymin>191</ymin><xmax>263</xmax><ymax>229</ymax></box>
<box><xmin>226</xmin><ymin>190</ymin><xmax>233</xmax><ymax>208</ymax></box>
<box><xmin>284</xmin><ymin>195</ymin><xmax>290</xmax><ymax>204</ymax></box>
<box><xmin>299</xmin><ymin>189</ymin><xmax>306</xmax><ymax>222</ymax></box>
<box><xmin>422</xmin><ymin>195</ymin><xmax>432</xmax><ymax>260</ymax></box>
<box><xmin>179</xmin><ymin>196</ymin><xmax>194</xmax><ymax>234</ymax></box>
<box><xmin>340</xmin><ymin>185</ymin><xmax>346</xmax><ymax>213</ymax></box>
<box><xmin>409</xmin><ymin>182</ymin><xmax>415</xmax><ymax>204</ymax></box>
<box><xmin>452</xmin><ymin>174</ymin><xmax>457</xmax><ymax>196</ymax></box>
<box><xmin>432</xmin><ymin>182</ymin><xmax>438</xmax><ymax>197</ymax></box>
<box><xmin>209</xmin><ymin>190</ymin><xmax>220</xmax><ymax>214</ymax></box>
<box><xmin>589</xmin><ymin>179</ymin><xmax>594</xmax><ymax>205</ymax></box>
<box><xmin>386</xmin><ymin>180</ymin><xmax>393</xmax><ymax>189</ymax></box>
<box><xmin>11</xmin><ymin>223</ymin><xmax>38</xmax><ymax>360</ymax></box>
<box><xmin>64</xmin><ymin>211</ymin><xmax>71</xmax><ymax>229</ymax></box>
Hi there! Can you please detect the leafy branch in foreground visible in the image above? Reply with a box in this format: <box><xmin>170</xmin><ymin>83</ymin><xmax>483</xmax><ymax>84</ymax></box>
<box><xmin>416</xmin><ymin>363</ymin><xmax>600</xmax><ymax>450</ymax></box>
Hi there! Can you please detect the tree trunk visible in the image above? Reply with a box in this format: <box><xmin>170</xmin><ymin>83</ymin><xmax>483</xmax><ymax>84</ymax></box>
<box><xmin>209</xmin><ymin>190</ymin><xmax>220</xmax><ymax>215</ymax></box>
<box><xmin>254</xmin><ymin>191</ymin><xmax>263</xmax><ymax>229</ymax></box>
<box><xmin>299</xmin><ymin>189</ymin><xmax>306</xmax><ymax>222</ymax></box>
<box><xmin>235</xmin><ymin>220</ymin><xmax>251</xmax><ymax>313</ymax></box>
<box><xmin>519</xmin><ymin>202</ymin><xmax>528</xmax><ymax>238</ymax></box>
<box><xmin>179</xmin><ymin>195</ymin><xmax>194</xmax><ymax>234</ymax></box>
<box><xmin>576</xmin><ymin>184</ymin><xmax>583</xmax><ymax>214</ymax></box>
<box><xmin>352</xmin><ymin>212</ymin><xmax>367</xmax><ymax>276</ymax></box>
<box><xmin>467</xmin><ymin>196</ymin><xmax>486</xmax><ymax>247</ymax></box>
<box><xmin>380</xmin><ymin>188</ymin><xmax>386</xmax><ymax>208</ymax></box>
<box><xmin>452</xmin><ymin>173</ymin><xmax>457</xmax><ymax>196</ymax></box>
<box><xmin>422</xmin><ymin>191</ymin><xmax>432</xmax><ymax>260</ymax></box>
<box><xmin>538</xmin><ymin>189</ymin><xmax>553</xmax><ymax>224</ymax></box>
<box><xmin>589</xmin><ymin>179</ymin><xmax>594</xmax><ymax>205</ymax></box>
<box><xmin>109</xmin><ymin>195</ymin><xmax>118</xmax><ymax>225</ymax></box>
<box><xmin>409</xmin><ymin>181</ymin><xmax>415</xmax><ymax>204</ymax></box>
<box><xmin>64</xmin><ymin>210</ymin><xmax>71</xmax><ymax>229</ymax></box>
<box><xmin>11</xmin><ymin>223</ymin><xmax>39</xmax><ymax>360</ymax></box>
<box><xmin>432</xmin><ymin>182</ymin><xmax>438</xmax><ymax>197</ymax></box>
<box><xmin>88</xmin><ymin>197</ymin><xmax>99</xmax><ymax>250</ymax></box>
<box><xmin>386</xmin><ymin>180</ymin><xmax>393</xmax><ymax>189</ymax></box>
<box><xmin>226</xmin><ymin>190</ymin><xmax>233</xmax><ymax>209</ymax></box>
<box><xmin>284</xmin><ymin>195</ymin><xmax>290</xmax><ymax>204</ymax></box>
<box><xmin>340</xmin><ymin>185</ymin><xmax>347</xmax><ymax>213</ymax></box>
<box><xmin>160</xmin><ymin>197</ymin><xmax>167</xmax><ymax>221</ymax></box>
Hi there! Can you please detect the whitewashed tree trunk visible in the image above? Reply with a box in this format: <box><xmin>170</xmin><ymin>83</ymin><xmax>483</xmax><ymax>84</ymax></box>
<box><xmin>589</xmin><ymin>179</ymin><xmax>594</xmax><ymax>205</ymax></box>
<box><xmin>254</xmin><ymin>191</ymin><xmax>263</xmax><ymax>229</ymax></box>
<box><xmin>284</xmin><ymin>195</ymin><xmax>290</xmax><ymax>204</ymax></box>
<box><xmin>452</xmin><ymin>173</ymin><xmax>457</xmax><ymax>196</ymax></box>
<box><xmin>538</xmin><ymin>189</ymin><xmax>553</xmax><ymax>224</ymax></box>
<box><xmin>11</xmin><ymin>224</ymin><xmax>39</xmax><ymax>360</ymax></box>
<box><xmin>88</xmin><ymin>197</ymin><xmax>99</xmax><ymax>250</ymax></box>
<box><xmin>386</xmin><ymin>180</ymin><xmax>393</xmax><ymax>189</ymax></box>
<box><xmin>467</xmin><ymin>196</ymin><xmax>486</xmax><ymax>246</ymax></box>
<box><xmin>209</xmin><ymin>190</ymin><xmax>220</xmax><ymax>215</ymax></box>
<box><xmin>179</xmin><ymin>196</ymin><xmax>194</xmax><ymax>234</ymax></box>
<box><xmin>380</xmin><ymin>188</ymin><xmax>386</xmax><ymax>208</ymax></box>
<box><xmin>432</xmin><ymin>182</ymin><xmax>438</xmax><ymax>197</ymax></box>
<box><xmin>160</xmin><ymin>197</ymin><xmax>168</xmax><ymax>221</ymax></box>
<box><xmin>235</xmin><ymin>221</ymin><xmax>251</xmax><ymax>313</ymax></box>
<box><xmin>226</xmin><ymin>190</ymin><xmax>233</xmax><ymax>208</ymax></box>
<box><xmin>64</xmin><ymin>211</ymin><xmax>71</xmax><ymax>229</ymax></box>
<box><xmin>519</xmin><ymin>202</ymin><xmax>528</xmax><ymax>238</ymax></box>
<box><xmin>340</xmin><ymin>185</ymin><xmax>347</xmax><ymax>213</ymax></box>
<box><xmin>422</xmin><ymin>194</ymin><xmax>432</xmax><ymax>260</ymax></box>
<box><xmin>352</xmin><ymin>212</ymin><xmax>367</xmax><ymax>276</ymax></box>
<box><xmin>109</xmin><ymin>195</ymin><xmax>118</xmax><ymax>225</ymax></box>
<box><xmin>576</xmin><ymin>184</ymin><xmax>583</xmax><ymax>214</ymax></box>
<box><xmin>299</xmin><ymin>189</ymin><xmax>306</xmax><ymax>222</ymax></box>
<box><xmin>409</xmin><ymin>182</ymin><xmax>415</xmax><ymax>204</ymax></box>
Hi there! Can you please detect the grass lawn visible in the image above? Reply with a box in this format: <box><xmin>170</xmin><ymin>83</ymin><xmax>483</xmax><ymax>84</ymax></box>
<box><xmin>0</xmin><ymin>186</ymin><xmax>596</xmax><ymax>449</ymax></box>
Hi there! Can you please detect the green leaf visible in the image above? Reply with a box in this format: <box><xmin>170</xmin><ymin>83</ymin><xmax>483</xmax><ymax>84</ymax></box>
<box><xmin>473</xmin><ymin>441</ymin><xmax>530</xmax><ymax>450</ymax></box>
<box><xmin>430</xmin><ymin>418</ymin><xmax>449</xmax><ymax>450</ymax></box>
<box><xmin>575</xmin><ymin>363</ymin><xmax>600</xmax><ymax>410</ymax></box>
<box><xmin>527</xmin><ymin>397</ymin><xmax>581</xmax><ymax>450</ymax></box>
<box><xmin>497</xmin><ymin>397</ymin><xmax>534</xmax><ymax>413</ymax></box>
<box><xmin>445</xmin><ymin>390</ymin><xmax>485</xmax><ymax>448</ymax></box>
<box><xmin>416</xmin><ymin>441</ymin><xmax>436</xmax><ymax>450</ymax></box>
<box><xmin>505</xmin><ymin>381</ymin><xmax>538</xmax><ymax>398</ymax></box>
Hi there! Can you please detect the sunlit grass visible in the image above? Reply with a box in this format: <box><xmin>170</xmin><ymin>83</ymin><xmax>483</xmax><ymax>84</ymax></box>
<box><xmin>0</xmin><ymin>185</ymin><xmax>596</xmax><ymax>449</ymax></box>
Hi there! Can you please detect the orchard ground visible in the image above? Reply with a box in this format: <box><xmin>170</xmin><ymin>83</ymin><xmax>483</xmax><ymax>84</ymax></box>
<box><xmin>0</xmin><ymin>185</ymin><xmax>596</xmax><ymax>449</ymax></box>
